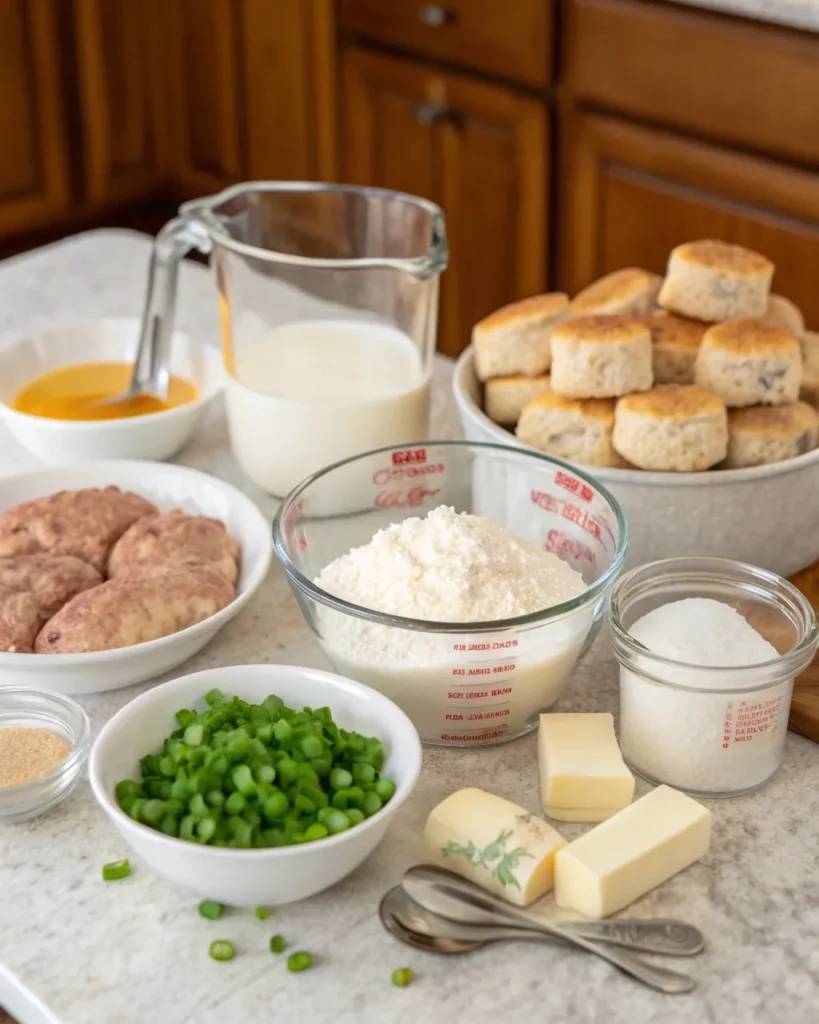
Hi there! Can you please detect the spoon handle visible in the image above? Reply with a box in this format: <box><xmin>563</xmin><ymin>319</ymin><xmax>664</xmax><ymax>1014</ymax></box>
<box><xmin>542</xmin><ymin>923</ymin><xmax>696</xmax><ymax>994</ymax></box>
<box><xmin>567</xmin><ymin>919</ymin><xmax>704</xmax><ymax>957</ymax></box>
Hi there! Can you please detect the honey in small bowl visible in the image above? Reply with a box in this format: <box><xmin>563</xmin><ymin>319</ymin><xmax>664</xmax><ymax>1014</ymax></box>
<box><xmin>14</xmin><ymin>362</ymin><xmax>198</xmax><ymax>421</ymax></box>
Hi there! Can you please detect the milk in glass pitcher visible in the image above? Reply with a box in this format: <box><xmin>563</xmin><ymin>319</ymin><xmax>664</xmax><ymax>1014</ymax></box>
<box><xmin>138</xmin><ymin>182</ymin><xmax>448</xmax><ymax>495</ymax></box>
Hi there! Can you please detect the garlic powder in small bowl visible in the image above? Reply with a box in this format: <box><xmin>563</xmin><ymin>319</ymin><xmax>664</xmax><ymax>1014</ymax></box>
<box><xmin>0</xmin><ymin>686</ymin><xmax>91</xmax><ymax>823</ymax></box>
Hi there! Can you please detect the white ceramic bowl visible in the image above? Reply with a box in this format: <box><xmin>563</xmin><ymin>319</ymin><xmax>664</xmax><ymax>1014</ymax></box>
<box><xmin>89</xmin><ymin>664</ymin><xmax>422</xmax><ymax>906</ymax></box>
<box><xmin>454</xmin><ymin>346</ymin><xmax>819</xmax><ymax>577</ymax></box>
<box><xmin>0</xmin><ymin>318</ymin><xmax>224</xmax><ymax>464</ymax></box>
<box><xmin>0</xmin><ymin>462</ymin><xmax>271</xmax><ymax>694</ymax></box>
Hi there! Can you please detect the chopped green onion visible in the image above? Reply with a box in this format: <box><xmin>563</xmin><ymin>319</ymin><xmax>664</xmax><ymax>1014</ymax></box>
<box><xmin>198</xmin><ymin>900</ymin><xmax>224</xmax><ymax>920</ymax></box>
<box><xmin>392</xmin><ymin>967</ymin><xmax>413</xmax><ymax>988</ymax></box>
<box><xmin>209</xmin><ymin>940</ymin><xmax>236</xmax><ymax>961</ymax></box>
<box><xmin>269</xmin><ymin>934</ymin><xmax>286</xmax><ymax>954</ymax></box>
<box><xmin>255</xmin><ymin>907</ymin><xmax>269</xmax><ymax>920</ymax></box>
<box><xmin>362</xmin><ymin>791</ymin><xmax>383</xmax><ymax>817</ymax></box>
<box><xmin>184</xmin><ymin>723</ymin><xmax>205</xmax><ymax>747</ymax></box>
<box><xmin>287</xmin><ymin>951</ymin><xmax>313</xmax><ymax>972</ymax></box>
<box><xmin>329</xmin><ymin>767</ymin><xmax>353</xmax><ymax>791</ymax></box>
<box><xmin>102</xmin><ymin>859</ymin><xmax>131</xmax><ymax>882</ymax></box>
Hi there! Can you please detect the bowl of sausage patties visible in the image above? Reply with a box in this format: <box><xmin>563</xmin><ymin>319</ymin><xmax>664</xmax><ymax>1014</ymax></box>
<box><xmin>0</xmin><ymin>462</ymin><xmax>271</xmax><ymax>693</ymax></box>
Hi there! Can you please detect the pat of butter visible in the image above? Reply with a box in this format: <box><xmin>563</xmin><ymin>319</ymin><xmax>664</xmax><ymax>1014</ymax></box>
<box><xmin>421</xmin><ymin>788</ymin><xmax>566</xmax><ymax>907</ymax></box>
<box><xmin>554</xmin><ymin>785</ymin><xmax>711</xmax><ymax>918</ymax></box>
<box><xmin>538</xmin><ymin>713</ymin><xmax>635</xmax><ymax>822</ymax></box>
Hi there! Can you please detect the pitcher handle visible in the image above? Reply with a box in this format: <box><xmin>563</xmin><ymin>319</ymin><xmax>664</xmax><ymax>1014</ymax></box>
<box><xmin>132</xmin><ymin>217</ymin><xmax>212</xmax><ymax>398</ymax></box>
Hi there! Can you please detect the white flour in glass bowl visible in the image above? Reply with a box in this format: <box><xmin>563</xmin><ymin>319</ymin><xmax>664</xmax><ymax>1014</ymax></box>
<box><xmin>314</xmin><ymin>506</ymin><xmax>593</xmax><ymax>745</ymax></box>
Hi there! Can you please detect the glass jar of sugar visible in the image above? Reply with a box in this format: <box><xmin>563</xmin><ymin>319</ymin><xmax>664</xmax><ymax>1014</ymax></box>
<box><xmin>608</xmin><ymin>557</ymin><xmax>818</xmax><ymax>797</ymax></box>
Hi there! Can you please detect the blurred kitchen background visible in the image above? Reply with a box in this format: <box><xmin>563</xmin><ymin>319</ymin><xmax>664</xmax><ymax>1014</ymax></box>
<box><xmin>3</xmin><ymin>0</ymin><xmax>818</xmax><ymax>359</ymax></box>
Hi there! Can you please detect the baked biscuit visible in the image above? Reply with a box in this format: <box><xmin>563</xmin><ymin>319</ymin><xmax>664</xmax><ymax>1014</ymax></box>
<box><xmin>725</xmin><ymin>403</ymin><xmax>819</xmax><ymax>468</ymax></box>
<box><xmin>108</xmin><ymin>511</ymin><xmax>240</xmax><ymax>585</ymax></box>
<box><xmin>694</xmin><ymin>318</ymin><xmax>802</xmax><ymax>407</ymax></box>
<box><xmin>643</xmin><ymin>312</ymin><xmax>707</xmax><ymax>384</ymax></box>
<box><xmin>612</xmin><ymin>384</ymin><xmax>728</xmax><ymax>471</ymax></box>
<box><xmin>472</xmin><ymin>294</ymin><xmax>570</xmax><ymax>380</ymax></box>
<box><xmin>35</xmin><ymin>569</ymin><xmax>235</xmax><ymax>654</ymax></box>
<box><xmin>0</xmin><ymin>555</ymin><xmax>102</xmax><ymax>615</ymax></box>
<box><xmin>765</xmin><ymin>294</ymin><xmax>805</xmax><ymax>341</ymax></box>
<box><xmin>484</xmin><ymin>375</ymin><xmax>551</xmax><ymax>426</ymax></box>
<box><xmin>550</xmin><ymin>316</ymin><xmax>653</xmax><ymax>398</ymax></box>
<box><xmin>801</xmin><ymin>330</ymin><xmax>819</xmax><ymax>379</ymax></box>
<box><xmin>658</xmin><ymin>240</ymin><xmax>774</xmax><ymax>322</ymax></box>
<box><xmin>516</xmin><ymin>394</ymin><xmax>622</xmax><ymax>467</ymax></box>
<box><xmin>801</xmin><ymin>376</ymin><xmax>819</xmax><ymax>409</ymax></box>
<box><xmin>571</xmin><ymin>269</ymin><xmax>661</xmax><ymax>318</ymax></box>
<box><xmin>0</xmin><ymin>585</ymin><xmax>41</xmax><ymax>653</ymax></box>
<box><xmin>0</xmin><ymin>487</ymin><xmax>156</xmax><ymax>573</ymax></box>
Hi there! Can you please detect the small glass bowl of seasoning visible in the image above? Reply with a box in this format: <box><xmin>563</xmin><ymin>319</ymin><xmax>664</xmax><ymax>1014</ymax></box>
<box><xmin>0</xmin><ymin>686</ymin><xmax>91</xmax><ymax>823</ymax></box>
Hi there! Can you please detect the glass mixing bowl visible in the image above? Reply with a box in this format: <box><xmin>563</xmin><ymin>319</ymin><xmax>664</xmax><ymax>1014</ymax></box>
<box><xmin>273</xmin><ymin>441</ymin><xmax>628</xmax><ymax>746</ymax></box>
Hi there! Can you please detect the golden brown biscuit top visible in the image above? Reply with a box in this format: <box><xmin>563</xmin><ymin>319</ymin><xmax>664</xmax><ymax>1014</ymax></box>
<box><xmin>702</xmin><ymin>317</ymin><xmax>800</xmax><ymax>355</ymax></box>
<box><xmin>728</xmin><ymin>402</ymin><xmax>819</xmax><ymax>437</ymax></box>
<box><xmin>672</xmin><ymin>239</ymin><xmax>773</xmax><ymax>275</ymax></box>
<box><xmin>643</xmin><ymin>312</ymin><xmax>707</xmax><ymax>350</ymax></box>
<box><xmin>571</xmin><ymin>269</ymin><xmax>660</xmax><ymax>313</ymax></box>
<box><xmin>553</xmin><ymin>315</ymin><xmax>649</xmax><ymax>345</ymax></box>
<box><xmin>524</xmin><ymin>392</ymin><xmax>616</xmax><ymax>422</ymax></box>
<box><xmin>475</xmin><ymin>293</ymin><xmax>569</xmax><ymax>333</ymax></box>
<box><xmin>619</xmin><ymin>384</ymin><xmax>725</xmax><ymax>419</ymax></box>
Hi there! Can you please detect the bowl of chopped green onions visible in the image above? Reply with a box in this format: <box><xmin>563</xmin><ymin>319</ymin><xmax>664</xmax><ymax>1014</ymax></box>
<box><xmin>89</xmin><ymin>664</ymin><xmax>422</xmax><ymax>906</ymax></box>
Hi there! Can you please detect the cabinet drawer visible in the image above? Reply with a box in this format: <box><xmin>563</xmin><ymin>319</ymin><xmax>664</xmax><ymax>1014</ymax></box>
<box><xmin>564</xmin><ymin>0</ymin><xmax>819</xmax><ymax>166</ymax></box>
<box><xmin>340</xmin><ymin>0</ymin><xmax>552</xmax><ymax>87</ymax></box>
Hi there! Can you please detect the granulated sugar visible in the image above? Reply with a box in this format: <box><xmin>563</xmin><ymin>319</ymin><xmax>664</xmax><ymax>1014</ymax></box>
<box><xmin>315</xmin><ymin>506</ymin><xmax>591</xmax><ymax>744</ymax></box>
<box><xmin>619</xmin><ymin>598</ymin><xmax>789</xmax><ymax>794</ymax></box>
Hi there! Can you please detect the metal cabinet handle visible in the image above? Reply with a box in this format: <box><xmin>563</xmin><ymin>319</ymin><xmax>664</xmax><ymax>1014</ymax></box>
<box><xmin>413</xmin><ymin>101</ymin><xmax>454</xmax><ymax>125</ymax></box>
<box><xmin>418</xmin><ymin>4</ymin><xmax>454</xmax><ymax>27</ymax></box>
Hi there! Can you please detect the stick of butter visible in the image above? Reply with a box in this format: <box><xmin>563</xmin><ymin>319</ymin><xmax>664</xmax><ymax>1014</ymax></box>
<box><xmin>421</xmin><ymin>788</ymin><xmax>566</xmax><ymax>907</ymax></box>
<box><xmin>538</xmin><ymin>713</ymin><xmax>635</xmax><ymax>822</ymax></box>
<box><xmin>554</xmin><ymin>785</ymin><xmax>712</xmax><ymax>918</ymax></box>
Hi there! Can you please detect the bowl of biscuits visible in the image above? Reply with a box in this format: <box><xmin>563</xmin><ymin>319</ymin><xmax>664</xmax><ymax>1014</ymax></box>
<box><xmin>454</xmin><ymin>239</ymin><xmax>819</xmax><ymax>577</ymax></box>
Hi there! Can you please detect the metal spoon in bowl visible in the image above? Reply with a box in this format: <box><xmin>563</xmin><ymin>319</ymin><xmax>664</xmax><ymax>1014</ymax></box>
<box><xmin>400</xmin><ymin>866</ymin><xmax>697</xmax><ymax>994</ymax></box>
<box><xmin>381</xmin><ymin>886</ymin><xmax>704</xmax><ymax>957</ymax></box>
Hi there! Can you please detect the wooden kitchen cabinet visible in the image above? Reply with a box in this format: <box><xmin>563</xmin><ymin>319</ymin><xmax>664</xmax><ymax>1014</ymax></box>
<box><xmin>73</xmin><ymin>0</ymin><xmax>170</xmax><ymax>206</ymax></box>
<box><xmin>342</xmin><ymin>46</ymin><xmax>548</xmax><ymax>358</ymax></box>
<box><xmin>163</xmin><ymin>0</ymin><xmax>244</xmax><ymax>196</ymax></box>
<box><xmin>559</xmin><ymin>111</ymin><xmax>819</xmax><ymax>327</ymax></box>
<box><xmin>0</xmin><ymin>0</ymin><xmax>71</xmax><ymax>238</ymax></box>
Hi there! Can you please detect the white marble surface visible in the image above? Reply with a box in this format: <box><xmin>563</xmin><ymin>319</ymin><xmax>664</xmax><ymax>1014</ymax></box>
<box><xmin>1</xmin><ymin>230</ymin><xmax>819</xmax><ymax>1024</ymax></box>
<box><xmin>670</xmin><ymin>0</ymin><xmax>819</xmax><ymax>30</ymax></box>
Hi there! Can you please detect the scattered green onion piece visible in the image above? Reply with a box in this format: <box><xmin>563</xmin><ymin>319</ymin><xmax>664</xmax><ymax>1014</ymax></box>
<box><xmin>199</xmin><ymin>900</ymin><xmax>224</xmax><ymax>920</ymax></box>
<box><xmin>287</xmin><ymin>951</ymin><xmax>313</xmax><ymax>972</ymax></box>
<box><xmin>269</xmin><ymin>934</ymin><xmax>286</xmax><ymax>954</ymax></box>
<box><xmin>102</xmin><ymin>859</ymin><xmax>131</xmax><ymax>882</ymax></box>
<box><xmin>255</xmin><ymin>907</ymin><xmax>269</xmax><ymax>920</ymax></box>
<box><xmin>209</xmin><ymin>940</ymin><xmax>236</xmax><ymax>962</ymax></box>
<box><xmin>392</xmin><ymin>967</ymin><xmax>413</xmax><ymax>988</ymax></box>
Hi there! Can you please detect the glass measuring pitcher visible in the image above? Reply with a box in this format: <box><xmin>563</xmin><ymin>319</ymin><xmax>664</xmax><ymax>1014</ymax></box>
<box><xmin>139</xmin><ymin>182</ymin><xmax>448</xmax><ymax>495</ymax></box>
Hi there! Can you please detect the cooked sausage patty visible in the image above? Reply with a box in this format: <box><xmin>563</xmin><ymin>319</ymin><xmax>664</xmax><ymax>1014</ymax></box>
<box><xmin>0</xmin><ymin>554</ymin><xmax>103</xmax><ymax>614</ymax></box>
<box><xmin>0</xmin><ymin>487</ymin><xmax>156</xmax><ymax>573</ymax></box>
<box><xmin>35</xmin><ymin>569</ymin><xmax>235</xmax><ymax>654</ymax></box>
<box><xmin>0</xmin><ymin>585</ymin><xmax>42</xmax><ymax>653</ymax></box>
<box><xmin>108</xmin><ymin>510</ymin><xmax>240</xmax><ymax>585</ymax></box>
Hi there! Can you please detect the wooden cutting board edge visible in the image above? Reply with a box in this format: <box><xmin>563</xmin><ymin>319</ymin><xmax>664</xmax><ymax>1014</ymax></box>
<box><xmin>789</xmin><ymin>562</ymin><xmax>819</xmax><ymax>742</ymax></box>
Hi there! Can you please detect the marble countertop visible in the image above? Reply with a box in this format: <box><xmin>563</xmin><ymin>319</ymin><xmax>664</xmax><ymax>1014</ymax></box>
<box><xmin>1</xmin><ymin>230</ymin><xmax>819</xmax><ymax>1024</ymax></box>
<box><xmin>670</xmin><ymin>0</ymin><xmax>819</xmax><ymax>31</ymax></box>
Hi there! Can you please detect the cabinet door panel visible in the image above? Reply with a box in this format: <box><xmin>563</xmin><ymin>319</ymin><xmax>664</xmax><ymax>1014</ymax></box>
<box><xmin>0</xmin><ymin>0</ymin><xmax>70</xmax><ymax>236</ymax></box>
<box><xmin>342</xmin><ymin>47</ymin><xmax>548</xmax><ymax>357</ymax></box>
<box><xmin>560</xmin><ymin>112</ymin><xmax>819</xmax><ymax>328</ymax></box>
<box><xmin>73</xmin><ymin>0</ymin><xmax>168</xmax><ymax>205</ymax></box>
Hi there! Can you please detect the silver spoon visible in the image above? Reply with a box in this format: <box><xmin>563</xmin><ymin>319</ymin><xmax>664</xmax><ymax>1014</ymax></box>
<box><xmin>402</xmin><ymin>866</ymin><xmax>696</xmax><ymax>994</ymax></box>
<box><xmin>381</xmin><ymin>886</ymin><xmax>703</xmax><ymax>957</ymax></box>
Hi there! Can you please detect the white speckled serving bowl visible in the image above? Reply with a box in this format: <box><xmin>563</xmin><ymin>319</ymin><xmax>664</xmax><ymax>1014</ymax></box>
<box><xmin>89</xmin><ymin>664</ymin><xmax>422</xmax><ymax>906</ymax></box>
<box><xmin>0</xmin><ymin>318</ymin><xmax>223</xmax><ymax>464</ymax></box>
<box><xmin>454</xmin><ymin>346</ymin><xmax>819</xmax><ymax>577</ymax></box>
